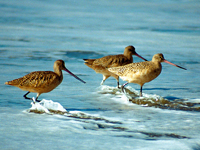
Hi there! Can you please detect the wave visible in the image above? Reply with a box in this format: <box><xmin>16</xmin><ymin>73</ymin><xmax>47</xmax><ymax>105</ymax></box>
<box><xmin>24</xmin><ymin>95</ymin><xmax>193</xmax><ymax>140</ymax></box>
<box><xmin>27</xmin><ymin>98</ymin><xmax>67</xmax><ymax>114</ymax></box>
<box><xmin>98</xmin><ymin>85</ymin><xmax>200</xmax><ymax>112</ymax></box>
<box><xmin>26</xmin><ymin>98</ymin><xmax>122</xmax><ymax>124</ymax></box>
<box><xmin>64</xmin><ymin>50</ymin><xmax>105</xmax><ymax>60</ymax></box>
<box><xmin>26</xmin><ymin>85</ymin><xmax>200</xmax><ymax>114</ymax></box>
<box><xmin>25</xmin><ymin>98</ymin><xmax>123</xmax><ymax>127</ymax></box>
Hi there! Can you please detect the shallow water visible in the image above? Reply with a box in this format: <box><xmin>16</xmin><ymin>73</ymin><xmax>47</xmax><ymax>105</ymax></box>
<box><xmin>1</xmin><ymin>0</ymin><xmax>200</xmax><ymax>149</ymax></box>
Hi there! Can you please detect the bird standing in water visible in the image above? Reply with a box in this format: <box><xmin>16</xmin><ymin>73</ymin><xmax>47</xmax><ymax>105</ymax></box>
<box><xmin>5</xmin><ymin>60</ymin><xmax>86</xmax><ymax>102</ymax></box>
<box><xmin>108</xmin><ymin>53</ymin><xmax>186</xmax><ymax>96</ymax></box>
<box><xmin>83</xmin><ymin>45</ymin><xmax>147</xmax><ymax>88</ymax></box>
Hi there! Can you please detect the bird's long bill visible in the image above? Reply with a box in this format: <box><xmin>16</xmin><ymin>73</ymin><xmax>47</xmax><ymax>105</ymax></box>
<box><xmin>135</xmin><ymin>53</ymin><xmax>148</xmax><ymax>61</ymax></box>
<box><xmin>64</xmin><ymin>68</ymin><xmax>86</xmax><ymax>83</ymax></box>
<box><xmin>164</xmin><ymin>60</ymin><xmax>187</xmax><ymax>70</ymax></box>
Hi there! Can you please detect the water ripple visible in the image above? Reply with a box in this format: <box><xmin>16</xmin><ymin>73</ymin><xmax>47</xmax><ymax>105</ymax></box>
<box><xmin>123</xmin><ymin>87</ymin><xmax>200</xmax><ymax>112</ymax></box>
<box><xmin>98</xmin><ymin>85</ymin><xmax>200</xmax><ymax>112</ymax></box>
<box><xmin>64</xmin><ymin>50</ymin><xmax>104</xmax><ymax>59</ymax></box>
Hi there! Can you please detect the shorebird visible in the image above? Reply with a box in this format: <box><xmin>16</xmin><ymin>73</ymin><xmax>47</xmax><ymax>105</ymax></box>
<box><xmin>5</xmin><ymin>60</ymin><xmax>86</xmax><ymax>102</ymax></box>
<box><xmin>108</xmin><ymin>53</ymin><xmax>186</xmax><ymax>97</ymax></box>
<box><xmin>83</xmin><ymin>45</ymin><xmax>147</xmax><ymax>88</ymax></box>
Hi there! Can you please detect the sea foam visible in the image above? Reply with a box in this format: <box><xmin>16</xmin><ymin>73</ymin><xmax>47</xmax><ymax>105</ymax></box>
<box><xmin>27</xmin><ymin>98</ymin><xmax>67</xmax><ymax>114</ymax></box>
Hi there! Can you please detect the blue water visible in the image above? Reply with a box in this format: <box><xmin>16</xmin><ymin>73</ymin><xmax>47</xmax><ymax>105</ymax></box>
<box><xmin>1</xmin><ymin>0</ymin><xmax>200</xmax><ymax>149</ymax></box>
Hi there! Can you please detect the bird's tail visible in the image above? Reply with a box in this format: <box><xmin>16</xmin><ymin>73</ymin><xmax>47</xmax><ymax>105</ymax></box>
<box><xmin>83</xmin><ymin>59</ymin><xmax>96</xmax><ymax>66</ymax></box>
<box><xmin>5</xmin><ymin>81</ymin><xmax>9</xmax><ymax>85</ymax></box>
<box><xmin>5</xmin><ymin>79</ymin><xmax>19</xmax><ymax>86</ymax></box>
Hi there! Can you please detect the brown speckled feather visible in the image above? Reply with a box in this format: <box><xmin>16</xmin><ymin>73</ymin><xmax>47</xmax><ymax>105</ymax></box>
<box><xmin>109</xmin><ymin>61</ymin><xmax>160</xmax><ymax>76</ymax></box>
<box><xmin>83</xmin><ymin>45</ymin><xmax>147</xmax><ymax>87</ymax></box>
<box><xmin>5</xmin><ymin>71</ymin><xmax>62</xmax><ymax>93</ymax></box>
<box><xmin>5</xmin><ymin>60</ymin><xmax>86</xmax><ymax>101</ymax></box>
<box><xmin>108</xmin><ymin>61</ymin><xmax>162</xmax><ymax>85</ymax></box>
<box><xmin>93</xmin><ymin>54</ymin><xmax>132</xmax><ymax>68</ymax></box>
<box><xmin>108</xmin><ymin>53</ymin><xmax>186</xmax><ymax>96</ymax></box>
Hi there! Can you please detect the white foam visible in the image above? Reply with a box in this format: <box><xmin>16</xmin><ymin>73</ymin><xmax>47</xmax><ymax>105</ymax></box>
<box><xmin>118</xmin><ymin>85</ymin><xmax>162</xmax><ymax>102</ymax></box>
<box><xmin>39</xmin><ymin>99</ymin><xmax>67</xmax><ymax>112</ymax></box>
<box><xmin>27</xmin><ymin>98</ymin><xmax>67</xmax><ymax>114</ymax></box>
<box><xmin>125</xmin><ymin>86</ymin><xmax>161</xmax><ymax>99</ymax></box>
<box><xmin>97</xmin><ymin>85</ymin><xmax>122</xmax><ymax>95</ymax></box>
<box><xmin>186</xmin><ymin>98</ymin><xmax>200</xmax><ymax>103</ymax></box>
<box><xmin>29</xmin><ymin>100</ymin><xmax>50</xmax><ymax>113</ymax></box>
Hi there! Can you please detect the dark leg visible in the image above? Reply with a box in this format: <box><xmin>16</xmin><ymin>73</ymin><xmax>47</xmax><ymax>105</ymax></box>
<box><xmin>121</xmin><ymin>82</ymin><xmax>129</xmax><ymax>93</ymax></box>
<box><xmin>140</xmin><ymin>86</ymin><xmax>143</xmax><ymax>97</ymax></box>
<box><xmin>23</xmin><ymin>92</ymin><xmax>41</xmax><ymax>102</ymax></box>
<box><xmin>117</xmin><ymin>77</ymin><xmax>120</xmax><ymax>89</ymax></box>
<box><xmin>35</xmin><ymin>96</ymin><xmax>41</xmax><ymax>102</ymax></box>
<box><xmin>23</xmin><ymin>91</ymin><xmax>32</xmax><ymax>100</ymax></box>
<box><xmin>117</xmin><ymin>81</ymin><xmax>120</xmax><ymax>89</ymax></box>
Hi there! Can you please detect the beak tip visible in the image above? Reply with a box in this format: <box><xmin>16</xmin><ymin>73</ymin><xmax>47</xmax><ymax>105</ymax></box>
<box><xmin>178</xmin><ymin>65</ymin><xmax>187</xmax><ymax>70</ymax></box>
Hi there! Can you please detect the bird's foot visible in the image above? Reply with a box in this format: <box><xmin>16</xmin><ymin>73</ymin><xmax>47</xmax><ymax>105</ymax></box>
<box><xmin>100</xmin><ymin>80</ymin><xmax>105</xmax><ymax>85</ymax></box>
<box><xmin>32</xmin><ymin>97</ymin><xmax>41</xmax><ymax>104</ymax></box>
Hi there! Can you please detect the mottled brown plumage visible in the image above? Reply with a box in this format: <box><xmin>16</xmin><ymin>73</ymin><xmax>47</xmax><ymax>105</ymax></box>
<box><xmin>83</xmin><ymin>45</ymin><xmax>147</xmax><ymax>87</ymax></box>
<box><xmin>5</xmin><ymin>60</ymin><xmax>86</xmax><ymax>102</ymax></box>
<box><xmin>108</xmin><ymin>53</ymin><xmax>186</xmax><ymax>96</ymax></box>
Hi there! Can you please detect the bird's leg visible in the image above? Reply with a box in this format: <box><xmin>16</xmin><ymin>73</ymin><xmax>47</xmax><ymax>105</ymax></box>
<box><xmin>117</xmin><ymin>81</ymin><xmax>120</xmax><ymax>89</ymax></box>
<box><xmin>35</xmin><ymin>97</ymin><xmax>41</xmax><ymax>102</ymax></box>
<box><xmin>23</xmin><ymin>92</ymin><xmax>41</xmax><ymax>103</ymax></box>
<box><xmin>117</xmin><ymin>77</ymin><xmax>120</xmax><ymax>89</ymax></box>
<box><xmin>100</xmin><ymin>80</ymin><xmax>105</xmax><ymax>85</ymax></box>
<box><xmin>35</xmin><ymin>93</ymin><xmax>41</xmax><ymax>102</ymax></box>
<box><xmin>111</xmin><ymin>74</ymin><xmax>120</xmax><ymax>88</ymax></box>
<box><xmin>23</xmin><ymin>91</ymin><xmax>32</xmax><ymax>100</ymax></box>
<box><xmin>121</xmin><ymin>82</ymin><xmax>129</xmax><ymax>93</ymax></box>
<box><xmin>140</xmin><ymin>86</ymin><xmax>143</xmax><ymax>97</ymax></box>
<box><xmin>101</xmin><ymin>75</ymin><xmax>110</xmax><ymax>85</ymax></box>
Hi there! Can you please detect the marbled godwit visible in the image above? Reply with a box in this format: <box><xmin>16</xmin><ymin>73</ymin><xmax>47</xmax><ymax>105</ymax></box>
<box><xmin>108</xmin><ymin>53</ymin><xmax>186</xmax><ymax>97</ymax></box>
<box><xmin>83</xmin><ymin>45</ymin><xmax>147</xmax><ymax>87</ymax></box>
<box><xmin>5</xmin><ymin>60</ymin><xmax>86</xmax><ymax>102</ymax></box>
